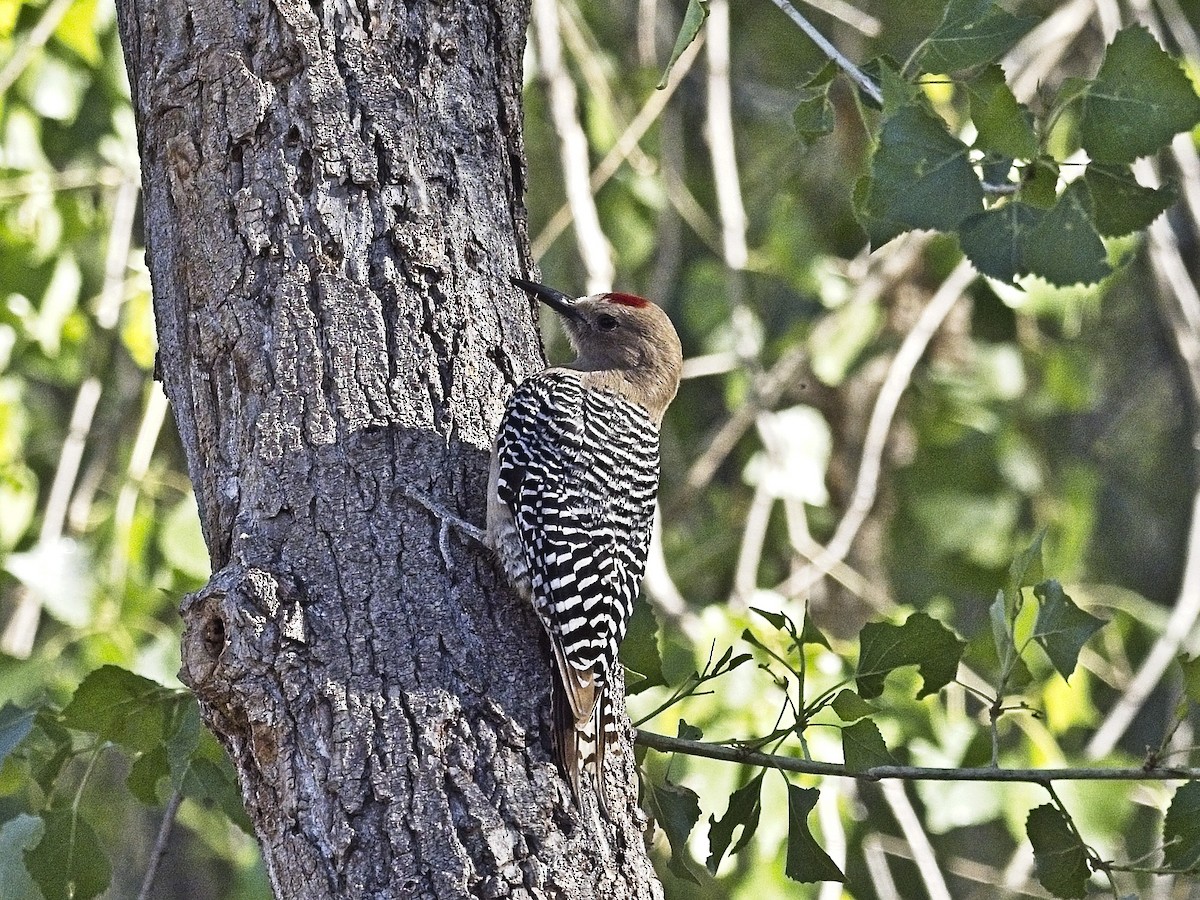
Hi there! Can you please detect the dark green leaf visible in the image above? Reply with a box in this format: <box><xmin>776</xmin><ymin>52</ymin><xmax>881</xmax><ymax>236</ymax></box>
<box><xmin>658</xmin><ymin>0</ymin><xmax>709</xmax><ymax>89</ymax></box>
<box><xmin>793</xmin><ymin>86</ymin><xmax>835</xmax><ymax>147</ymax></box>
<box><xmin>856</xmin><ymin>103</ymin><xmax>985</xmax><ymax>246</ymax></box>
<box><xmin>957</xmin><ymin>202</ymin><xmax>1044</xmax><ymax>282</ymax></box>
<box><xmin>1007</xmin><ymin>530</ymin><xmax>1046</xmax><ymax>607</ymax></box>
<box><xmin>182</xmin><ymin>757</ymin><xmax>253</xmax><ymax>834</ymax></box>
<box><xmin>1164</xmin><ymin>781</ymin><xmax>1200</xmax><ymax>870</ymax></box>
<box><xmin>856</xmin><ymin>612</ymin><xmax>966</xmax><ymax>700</ymax></box>
<box><xmin>1022</xmin><ymin>182</ymin><xmax>1111</xmax><ymax>287</ymax></box>
<box><xmin>677</xmin><ymin>718</ymin><xmax>703</xmax><ymax>742</ymax></box>
<box><xmin>621</xmin><ymin>599</ymin><xmax>666</xmax><ymax>695</ymax></box>
<box><xmin>831</xmin><ymin>689</ymin><xmax>875</xmax><ymax>722</ymax></box>
<box><xmin>0</xmin><ymin>814</ymin><xmax>43</xmax><ymax>900</ymax></box>
<box><xmin>0</xmin><ymin>704</ymin><xmax>36</xmax><ymax>770</ymax></box>
<box><xmin>1083</xmin><ymin>164</ymin><xmax>1176</xmax><ymax>237</ymax></box>
<box><xmin>1022</xmin><ymin>159</ymin><xmax>1060</xmax><ymax>209</ymax></box>
<box><xmin>841</xmin><ymin>719</ymin><xmax>896</xmax><ymax>773</ymax></box>
<box><xmin>25</xmin><ymin>808</ymin><xmax>111</xmax><ymax>900</ymax></box>
<box><xmin>1032</xmin><ymin>580</ymin><xmax>1105</xmax><ymax>680</ymax></box>
<box><xmin>61</xmin><ymin>665</ymin><xmax>179</xmax><ymax>753</ymax></box>
<box><xmin>969</xmin><ymin>65</ymin><xmax>1038</xmax><ymax>158</ymax></box>
<box><xmin>1081</xmin><ymin>26</ymin><xmax>1200</xmax><ymax>165</ymax></box>
<box><xmin>752</xmin><ymin>607</ymin><xmax>789</xmax><ymax>632</ymax></box>
<box><xmin>706</xmin><ymin>772</ymin><xmax>764</xmax><ymax>874</ymax></box>
<box><xmin>785</xmin><ymin>784</ymin><xmax>845</xmax><ymax>883</ymax></box>
<box><xmin>165</xmin><ymin>699</ymin><xmax>203</xmax><ymax>788</ymax></box>
<box><xmin>1026</xmin><ymin>804</ymin><xmax>1090</xmax><ymax>898</ymax></box>
<box><xmin>649</xmin><ymin>780</ymin><xmax>702</xmax><ymax>883</ymax></box>
<box><xmin>917</xmin><ymin>0</ymin><xmax>1038</xmax><ymax>74</ymax></box>
<box><xmin>127</xmin><ymin>744</ymin><xmax>170</xmax><ymax>805</ymax></box>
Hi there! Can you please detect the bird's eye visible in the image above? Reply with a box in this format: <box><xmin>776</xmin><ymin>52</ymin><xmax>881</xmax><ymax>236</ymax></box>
<box><xmin>597</xmin><ymin>314</ymin><xmax>618</xmax><ymax>331</ymax></box>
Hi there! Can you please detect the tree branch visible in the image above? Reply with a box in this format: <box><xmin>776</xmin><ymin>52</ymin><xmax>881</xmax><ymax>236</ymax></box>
<box><xmin>766</xmin><ymin>0</ymin><xmax>882</xmax><ymax>106</ymax></box>
<box><xmin>636</xmin><ymin>729</ymin><xmax>1200</xmax><ymax>783</ymax></box>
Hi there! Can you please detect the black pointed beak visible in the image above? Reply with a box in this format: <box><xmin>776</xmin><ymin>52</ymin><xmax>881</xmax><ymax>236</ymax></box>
<box><xmin>510</xmin><ymin>276</ymin><xmax>581</xmax><ymax>321</ymax></box>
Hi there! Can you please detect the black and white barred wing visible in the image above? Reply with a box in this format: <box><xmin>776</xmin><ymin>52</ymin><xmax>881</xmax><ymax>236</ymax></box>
<box><xmin>494</xmin><ymin>371</ymin><xmax>660</xmax><ymax>723</ymax></box>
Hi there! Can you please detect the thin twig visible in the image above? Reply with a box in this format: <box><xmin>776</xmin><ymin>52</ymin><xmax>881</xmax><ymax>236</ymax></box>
<box><xmin>531</xmin><ymin>35</ymin><xmax>704</xmax><ymax>260</ymax></box>
<box><xmin>636</xmin><ymin>729</ymin><xmax>1200</xmax><ymax>782</ymax></box>
<box><xmin>800</xmin><ymin>0</ymin><xmax>881</xmax><ymax>37</ymax></box>
<box><xmin>530</xmin><ymin>0</ymin><xmax>613</xmax><ymax>293</ymax></box>
<box><xmin>778</xmin><ymin>259</ymin><xmax>976</xmax><ymax>598</ymax></box>
<box><xmin>882</xmin><ymin>780</ymin><xmax>952</xmax><ymax>900</ymax></box>
<box><xmin>766</xmin><ymin>0</ymin><xmax>882</xmax><ymax>105</ymax></box>
<box><xmin>136</xmin><ymin>789</ymin><xmax>183</xmax><ymax>900</ymax></box>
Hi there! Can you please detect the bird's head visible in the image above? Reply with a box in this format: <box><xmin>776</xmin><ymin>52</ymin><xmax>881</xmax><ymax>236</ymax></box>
<box><xmin>511</xmin><ymin>277</ymin><xmax>683</xmax><ymax>422</ymax></box>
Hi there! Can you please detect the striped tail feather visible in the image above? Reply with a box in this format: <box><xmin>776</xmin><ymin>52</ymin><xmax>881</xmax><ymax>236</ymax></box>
<box><xmin>551</xmin><ymin>679</ymin><xmax>620</xmax><ymax>815</ymax></box>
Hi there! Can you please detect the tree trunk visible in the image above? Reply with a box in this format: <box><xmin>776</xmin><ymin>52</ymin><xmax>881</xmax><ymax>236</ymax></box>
<box><xmin>115</xmin><ymin>0</ymin><xmax>662</xmax><ymax>895</ymax></box>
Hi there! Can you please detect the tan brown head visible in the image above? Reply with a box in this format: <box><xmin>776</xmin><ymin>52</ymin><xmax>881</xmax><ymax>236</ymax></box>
<box><xmin>511</xmin><ymin>278</ymin><xmax>683</xmax><ymax>423</ymax></box>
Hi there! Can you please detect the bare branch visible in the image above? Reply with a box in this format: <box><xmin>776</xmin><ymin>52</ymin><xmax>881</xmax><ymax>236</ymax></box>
<box><xmin>636</xmin><ymin>729</ymin><xmax>1200</xmax><ymax>782</ymax></box>
<box><xmin>766</xmin><ymin>0</ymin><xmax>883</xmax><ymax>106</ymax></box>
<box><xmin>136</xmin><ymin>789</ymin><xmax>183</xmax><ymax>900</ymax></box>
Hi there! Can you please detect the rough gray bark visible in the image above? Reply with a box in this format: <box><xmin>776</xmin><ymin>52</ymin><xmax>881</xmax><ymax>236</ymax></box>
<box><xmin>114</xmin><ymin>0</ymin><xmax>662</xmax><ymax>896</ymax></box>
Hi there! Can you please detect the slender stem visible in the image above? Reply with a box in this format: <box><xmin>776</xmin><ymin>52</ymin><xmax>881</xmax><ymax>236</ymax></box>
<box><xmin>137</xmin><ymin>789</ymin><xmax>183</xmax><ymax>900</ymax></box>
<box><xmin>766</xmin><ymin>0</ymin><xmax>883</xmax><ymax>106</ymax></box>
<box><xmin>636</xmin><ymin>729</ymin><xmax>1200</xmax><ymax>782</ymax></box>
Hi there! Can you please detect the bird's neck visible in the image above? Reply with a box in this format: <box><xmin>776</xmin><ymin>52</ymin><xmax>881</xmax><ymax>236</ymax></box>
<box><xmin>564</xmin><ymin>365</ymin><xmax>676</xmax><ymax>426</ymax></box>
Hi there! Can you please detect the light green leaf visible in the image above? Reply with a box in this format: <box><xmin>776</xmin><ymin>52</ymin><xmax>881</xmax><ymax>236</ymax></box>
<box><xmin>1081</xmin><ymin>26</ymin><xmax>1200</xmax><ymax>165</ymax></box>
<box><xmin>1179</xmin><ymin>654</ymin><xmax>1200</xmax><ymax>706</ymax></box>
<box><xmin>856</xmin><ymin>612</ymin><xmax>966</xmax><ymax>700</ymax></box>
<box><xmin>1163</xmin><ymin>781</ymin><xmax>1200</xmax><ymax>870</ymax></box>
<box><xmin>841</xmin><ymin>719</ymin><xmax>896</xmax><ymax>773</ymax></box>
<box><xmin>830</xmin><ymin>689</ymin><xmax>874</xmax><ymax>722</ymax></box>
<box><xmin>785</xmin><ymin>785</ymin><xmax>845</xmax><ymax>883</ymax></box>
<box><xmin>158</xmin><ymin>496</ymin><xmax>211</xmax><ymax>580</ymax></box>
<box><xmin>917</xmin><ymin>0</ymin><xmax>1038</xmax><ymax>74</ymax></box>
<box><xmin>1032</xmin><ymin>580</ymin><xmax>1104</xmax><ymax>680</ymax></box>
<box><xmin>657</xmin><ymin>0</ymin><xmax>708</xmax><ymax>89</ymax></box>
<box><xmin>61</xmin><ymin>665</ymin><xmax>178</xmax><ymax>753</ymax></box>
<box><xmin>25</xmin><ymin>808</ymin><xmax>111</xmax><ymax>900</ymax></box>
<box><xmin>969</xmin><ymin>64</ymin><xmax>1038</xmax><ymax>158</ymax></box>
<box><xmin>1026</xmin><ymin>804</ymin><xmax>1089</xmax><ymax>899</ymax></box>
<box><xmin>53</xmin><ymin>0</ymin><xmax>101</xmax><ymax>65</ymax></box>
<box><xmin>706</xmin><ymin>772</ymin><xmax>764</xmax><ymax>874</ymax></box>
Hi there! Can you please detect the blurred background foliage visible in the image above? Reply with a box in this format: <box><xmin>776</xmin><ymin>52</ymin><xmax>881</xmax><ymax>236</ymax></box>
<box><xmin>1</xmin><ymin>0</ymin><xmax>1199</xmax><ymax>896</ymax></box>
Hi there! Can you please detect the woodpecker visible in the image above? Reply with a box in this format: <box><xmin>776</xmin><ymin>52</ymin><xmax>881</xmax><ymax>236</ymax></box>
<box><xmin>488</xmin><ymin>277</ymin><xmax>683</xmax><ymax>811</ymax></box>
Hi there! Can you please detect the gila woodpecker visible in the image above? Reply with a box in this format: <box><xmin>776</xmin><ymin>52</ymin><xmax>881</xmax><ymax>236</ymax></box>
<box><xmin>488</xmin><ymin>277</ymin><xmax>683</xmax><ymax>811</ymax></box>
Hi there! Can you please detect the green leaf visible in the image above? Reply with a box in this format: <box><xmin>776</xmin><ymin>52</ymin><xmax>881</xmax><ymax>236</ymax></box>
<box><xmin>917</xmin><ymin>0</ymin><xmax>1037</xmax><ymax>74</ymax></box>
<box><xmin>785</xmin><ymin>784</ymin><xmax>845</xmax><ymax>883</ymax></box>
<box><xmin>127</xmin><ymin>744</ymin><xmax>171</xmax><ymax>805</ymax></box>
<box><xmin>856</xmin><ymin>612</ymin><xmax>966</xmax><ymax>700</ymax></box>
<box><xmin>706</xmin><ymin>772</ymin><xmax>764</xmax><ymax>874</ymax></box>
<box><xmin>1081</xmin><ymin>26</ymin><xmax>1200</xmax><ymax>165</ymax></box>
<box><xmin>969</xmin><ymin>65</ymin><xmax>1038</xmax><ymax>159</ymax></box>
<box><xmin>0</xmin><ymin>704</ymin><xmax>35</xmax><ymax>770</ymax></box>
<box><xmin>831</xmin><ymin>689</ymin><xmax>875</xmax><ymax>722</ymax></box>
<box><xmin>1026</xmin><ymin>804</ymin><xmax>1090</xmax><ymax>899</ymax></box>
<box><xmin>159</xmin><ymin>496</ymin><xmax>211</xmax><ymax>580</ymax></box>
<box><xmin>658</xmin><ymin>0</ymin><xmax>709</xmax><ymax>89</ymax></box>
<box><xmin>751</xmin><ymin>605</ymin><xmax>829</xmax><ymax>650</ymax></box>
<box><xmin>621</xmin><ymin>599</ymin><xmax>665</xmax><ymax>696</ymax></box>
<box><xmin>793</xmin><ymin>86</ymin><xmax>835</xmax><ymax>147</ymax></box>
<box><xmin>990</xmin><ymin>589</ymin><xmax>1012</xmax><ymax>662</ymax></box>
<box><xmin>1083</xmin><ymin>164</ymin><xmax>1176</xmax><ymax>237</ymax></box>
<box><xmin>840</xmin><ymin>719</ymin><xmax>896</xmax><ymax>773</ymax></box>
<box><xmin>957</xmin><ymin>201</ymin><xmax>1044</xmax><ymax>282</ymax></box>
<box><xmin>25</xmin><ymin>808</ymin><xmax>111</xmax><ymax>900</ymax></box>
<box><xmin>181</xmin><ymin>756</ymin><xmax>252</xmax><ymax>834</ymax></box>
<box><xmin>1163</xmin><ymin>781</ymin><xmax>1200</xmax><ymax>870</ymax></box>
<box><xmin>649</xmin><ymin>780</ymin><xmax>702</xmax><ymax>883</ymax></box>
<box><xmin>1022</xmin><ymin>181</ymin><xmax>1111</xmax><ymax>287</ymax></box>
<box><xmin>0</xmin><ymin>814</ymin><xmax>43</xmax><ymax>900</ymax></box>
<box><xmin>1032</xmin><ymin>580</ymin><xmax>1104</xmax><ymax>680</ymax></box>
<box><xmin>676</xmin><ymin>718</ymin><xmax>703</xmax><ymax>742</ymax></box>
<box><xmin>1179</xmin><ymin>654</ymin><xmax>1200</xmax><ymax>705</ymax></box>
<box><xmin>1007</xmin><ymin>530</ymin><xmax>1045</xmax><ymax>606</ymax></box>
<box><xmin>61</xmin><ymin>665</ymin><xmax>178</xmax><ymax>753</ymax></box>
<box><xmin>856</xmin><ymin>103</ymin><xmax>985</xmax><ymax>246</ymax></box>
